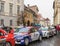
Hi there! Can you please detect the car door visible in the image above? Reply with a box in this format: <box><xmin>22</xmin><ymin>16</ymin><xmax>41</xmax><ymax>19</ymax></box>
<box><xmin>29</xmin><ymin>28</ymin><xmax>35</xmax><ymax>41</ymax></box>
<box><xmin>34</xmin><ymin>28</ymin><xmax>40</xmax><ymax>40</ymax></box>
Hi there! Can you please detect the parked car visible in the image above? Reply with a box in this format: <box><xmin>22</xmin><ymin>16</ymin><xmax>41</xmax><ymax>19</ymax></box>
<box><xmin>40</xmin><ymin>26</ymin><xmax>50</xmax><ymax>38</ymax></box>
<box><xmin>49</xmin><ymin>26</ymin><xmax>57</xmax><ymax>35</ymax></box>
<box><xmin>0</xmin><ymin>29</ymin><xmax>6</xmax><ymax>46</ymax></box>
<box><xmin>14</xmin><ymin>26</ymin><xmax>42</xmax><ymax>46</ymax></box>
<box><xmin>48</xmin><ymin>29</ymin><xmax>54</xmax><ymax>36</ymax></box>
<box><xmin>2</xmin><ymin>26</ymin><xmax>15</xmax><ymax>46</ymax></box>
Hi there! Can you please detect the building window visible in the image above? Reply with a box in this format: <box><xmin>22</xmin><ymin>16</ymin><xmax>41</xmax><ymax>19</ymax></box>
<box><xmin>10</xmin><ymin>0</ymin><xmax>13</xmax><ymax>2</ymax></box>
<box><xmin>9</xmin><ymin>3</ymin><xmax>13</xmax><ymax>16</ymax></box>
<box><xmin>0</xmin><ymin>2</ymin><xmax>4</xmax><ymax>13</ymax></box>
<box><xmin>10</xmin><ymin>20</ymin><xmax>13</xmax><ymax>26</ymax></box>
<box><xmin>17</xmin><ymin>0</ymin><xmax>20</xmax><ymax>3</ymax></box>
<box><xmin>17</xmin><ymin>5</ymin><xmax>20</xmax><ymax>15</ymax></box>
<box><xmin>58</xmin><ymin>0</ymin><xmax>60</xmax><ymax>2</ymax></box>
<box><xmin>1</xmin><ymin>19</ymin><xmax>4</xmax><ymax>26</ymax></box>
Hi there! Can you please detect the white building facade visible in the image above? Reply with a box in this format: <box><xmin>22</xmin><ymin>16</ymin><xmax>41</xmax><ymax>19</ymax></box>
<box><xmin>0</xmin><ymin>0</ymin><xmax>24</xmax><ymax>26</ymax></box>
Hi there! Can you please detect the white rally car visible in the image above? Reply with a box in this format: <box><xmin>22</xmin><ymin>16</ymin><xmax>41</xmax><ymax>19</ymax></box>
<box><xmin>40</xmin><ymin>27</ymin><xmax>50</xmax><ymax>38</ymax></box>
<box><xmin>49</xmin><ymin>26</ymin><xmax>57</xmax><ymax>35</ymax></box>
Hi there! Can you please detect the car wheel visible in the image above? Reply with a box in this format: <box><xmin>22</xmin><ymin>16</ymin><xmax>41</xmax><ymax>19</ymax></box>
<box><xmin>38</xmin><ymin>36</ymin><xmax>42</xmax><ymax>41</ymax></box>
<box><xmin>6</xmin><ymin>42</ymin><xmax>11</xmax><ymax>46</ymax></box>
<box><xmin>3</xmin><ymin>43</ymin><xmax>6</xmax><ymax>46</ymax></box>
<box><xmin>24</xmin><ymin>38</ymin><xmax>29</xmax><ymax>46</ymax></box>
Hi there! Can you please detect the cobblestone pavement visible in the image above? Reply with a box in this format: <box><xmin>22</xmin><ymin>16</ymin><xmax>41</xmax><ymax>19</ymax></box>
<box><xmin>29</xmin><ymin>34</ymin><xmax>60</xmax><ymax>46</ymax></box>
<box><xmin>18</xmin><ymin>34</ymin><xmax>60</xmax><ymax>46</ymax></box>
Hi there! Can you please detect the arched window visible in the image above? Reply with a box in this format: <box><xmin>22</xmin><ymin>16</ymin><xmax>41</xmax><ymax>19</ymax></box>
<box><xmin>10</xmin><ymin>20</ymin><xmax>13</xmax><ymax>26</ymax></box>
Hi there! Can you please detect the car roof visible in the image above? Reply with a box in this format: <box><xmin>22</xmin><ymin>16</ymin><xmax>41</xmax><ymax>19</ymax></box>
<box><xmin>26</xmin><ymin>26</ymin><xmax>33</xmax><ymax>28</ymax></box>
<box><xmin>16</xmin><ymin>26</ymin><xmax>33</xmax><ymax>29</ymax></box>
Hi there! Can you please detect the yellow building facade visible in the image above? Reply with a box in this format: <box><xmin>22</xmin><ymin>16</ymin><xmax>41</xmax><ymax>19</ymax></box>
<box><xmin>53</xmin><ymin>0</ymin><xmax>60</xmax><ymax>25</ymax></box>
<box><xmin>24</xmin><ymin>6</ymin><xmax>34</xmax><ymax>26</ymax></box>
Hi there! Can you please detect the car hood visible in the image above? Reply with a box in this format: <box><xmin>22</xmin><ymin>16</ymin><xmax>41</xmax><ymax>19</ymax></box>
<box><xmin>14</xmin><ymin>32</ymin><xmax>28</xmax><ymax>39</ymax></box>
<box><xmin>42</xmin><ymin>31</ymin><xmax>49</xmax><ymax>33</ymax></box>
<box><xmin>14</xmin><ymin>32</ymin><xmax>28</xmax><ymax>36</ymax></box>
<box><xmin>14</xmin><ymin>35</ymin><xmax>23</xmax><ymax>39</ymax></box>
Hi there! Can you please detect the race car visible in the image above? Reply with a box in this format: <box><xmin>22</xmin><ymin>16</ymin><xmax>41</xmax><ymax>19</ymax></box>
<box><xmin>14</xmin><ymin>26</ymin><xmax>42</xmax><ymax>46</ymax></box>
<box><xmin>49</xmin><ymin>26</ymin><xmax>57</xmax><ymax>35</ymax></box>
<box><xmin>2</xmin><ymin>26</ymin><xmax>15</xmax><ymax>46</ymax></box>
<box><xmin>40</xmin><ymin>26</ymin><xmax>50</xmax><ymax>38</ymax></box>
<box><xmin>0</xmin><ymin>29</ymin><xmax>6</xmax><ymax>46</ymax></box>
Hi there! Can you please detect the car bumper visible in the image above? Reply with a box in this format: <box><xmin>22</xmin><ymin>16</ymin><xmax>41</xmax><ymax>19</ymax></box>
<box><xmin>42</xmin><ymin>33</ymin><xmax>49</xmax><ymax>37</ymax></box>
<box><xmin>15</xmin><ymin>40</ymin><xmax>25</xmax><ymax>45</ymax></box>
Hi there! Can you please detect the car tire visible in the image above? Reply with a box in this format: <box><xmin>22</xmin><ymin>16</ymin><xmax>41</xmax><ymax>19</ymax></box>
<box><xmin>3</xmin><ymin>43</ymin><xmax>6</xmax><ymax>46</ymax></box>
<box><xmin>38</xmin><ymin>36</ymin><xmax>42</xmax><ymax>41</ymax></box>
<box><xmin>24</xmin><ymin>38</ymin><xmax>29</xmax><ymax>46</ymax></box>
<box><xmin>6</xmin><ymin>42</ymin><xmax>11</xmax><ymax>46</ymax></box>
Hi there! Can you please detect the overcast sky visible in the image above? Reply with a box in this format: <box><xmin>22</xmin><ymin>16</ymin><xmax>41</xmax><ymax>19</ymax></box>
<box><xmin>24</xmin><ymin>0</ymin><xmax>54</xmax><ymax>24</ymax></box>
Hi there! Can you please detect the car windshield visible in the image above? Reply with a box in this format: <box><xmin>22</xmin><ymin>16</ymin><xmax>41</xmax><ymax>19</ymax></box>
<box><xmin>14</xmin><ymin>28</ymin><xmax>20</xmax><ymax>33</ymax></box>
<box><xmin>15</xmin><ymin>28</ymin><xmax>29</xmax><ymax>33</ymax></box>
<box><xmin>51</xmin><ymin>27</ymin><xmax>55</xmax><ymax>29</ymax></box>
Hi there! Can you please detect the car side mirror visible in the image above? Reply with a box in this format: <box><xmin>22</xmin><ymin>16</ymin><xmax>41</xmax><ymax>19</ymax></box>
<box><xmin>0</xmin><ymin>33</ymin><xmax>4</xmax><ymax>36</ymax></box>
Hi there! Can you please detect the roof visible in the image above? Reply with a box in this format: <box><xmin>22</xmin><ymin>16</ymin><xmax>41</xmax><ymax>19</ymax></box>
<box><xmin>37</xmin><ymin>13</ymin><xmax>42</xmax><ymax>18</ymax></box>
<box><xmin>24</xmin><ymin>5</ymin><xmax>37</xmax><ymax>17</ymax></box>
<box><xmin>16</xmin><ymin>26</ymin><xmax>33</xmax><ymax>29</ymax></box>
<box><xmin>45</xmin><ymin>18</ymin><xmax>50</xmax><ymax>21</ymax></box>
<box><xmin>29</xmin><ymin>5</ymin><xmax>39</xmax><ymax>13</ymax></box>
<box><xmin>28</xmin><ymin>5</ymin><xmax>37</xmax><ymax>8</ymax></box>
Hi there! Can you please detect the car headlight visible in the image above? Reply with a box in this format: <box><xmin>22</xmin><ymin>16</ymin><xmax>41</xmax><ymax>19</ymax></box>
<box><xmin>21</xmin><ymin>40</ymin><xmax>24</xmax><ymax>42</ymax></box>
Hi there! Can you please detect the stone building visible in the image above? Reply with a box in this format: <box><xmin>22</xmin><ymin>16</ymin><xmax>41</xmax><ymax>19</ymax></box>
<box><xmin>0</xmin><ymin>0</ymin><xmax>24</xmax><ymax>26</ymax></box>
